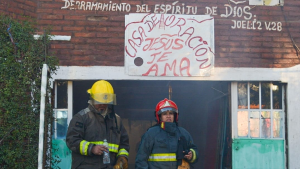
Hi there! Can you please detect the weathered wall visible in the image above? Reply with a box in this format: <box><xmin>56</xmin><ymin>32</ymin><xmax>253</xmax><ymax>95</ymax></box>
<box><xmin>0</xmin><ymin>0</ymin><xmax>37</xmax><ymax>20</ymax></box>
<box><xmin>32</xmin><ymin>0</ymin><xmax>300</xmax><ymax>67</ymax></box>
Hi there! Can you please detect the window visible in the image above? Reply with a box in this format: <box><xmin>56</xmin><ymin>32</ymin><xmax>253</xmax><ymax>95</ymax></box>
<box><xmin>233</xmin><ymin>82</ymin><xmax>285</xmax><ymax>139</ymax></box>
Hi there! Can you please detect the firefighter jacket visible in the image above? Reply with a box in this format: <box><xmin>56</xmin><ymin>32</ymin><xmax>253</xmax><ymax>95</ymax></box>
<box><xmin>66</xmin><ymin>104</ymin><xmax>129</xmax><ymax>169</ymax></box>
<box><xmin>135</xmin><ymin>122</ymin><xmax>198</xmax><ymax>169</ymax></box>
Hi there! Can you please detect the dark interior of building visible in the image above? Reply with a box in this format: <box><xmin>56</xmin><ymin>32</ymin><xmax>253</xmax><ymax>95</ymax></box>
<box><xmin>71</xmin><ymin>80</ymin><xmax>231</xmax><ymax>169</ymax></box>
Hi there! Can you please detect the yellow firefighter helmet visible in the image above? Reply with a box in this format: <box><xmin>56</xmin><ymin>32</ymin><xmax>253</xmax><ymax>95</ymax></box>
<box><xmin>87</xmin><ymin>80</ymin><xmax>116</xmax><ymax>105</ymax></box>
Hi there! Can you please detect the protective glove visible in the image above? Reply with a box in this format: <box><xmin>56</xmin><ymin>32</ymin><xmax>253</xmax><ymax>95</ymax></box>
<box><xmin>113</xmin><ymin>156</ymin><xmax>128</xmax><ymax>169</ymax></box>
<box><xmin>178</xmin><ymin>159</ymin><xmax>190</xmax><ymax>169</ymax></box>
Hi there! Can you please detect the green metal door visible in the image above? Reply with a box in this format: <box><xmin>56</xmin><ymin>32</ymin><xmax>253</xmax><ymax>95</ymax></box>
<box><xmin>231</xmin><ymin>82</ymin><xmax>286</xmax><ymax>169</ymax></box>
<box><xmin>232</xmin><ymin>139</ymin><xmax>284</xmax><ymax>169</ymax></box>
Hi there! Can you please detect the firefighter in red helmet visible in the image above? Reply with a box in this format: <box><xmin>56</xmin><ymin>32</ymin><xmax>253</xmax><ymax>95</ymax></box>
<box><xmin>135</xmin><ymin>98</ymin><xmax>199</xmax><ymax>169</ymax></box>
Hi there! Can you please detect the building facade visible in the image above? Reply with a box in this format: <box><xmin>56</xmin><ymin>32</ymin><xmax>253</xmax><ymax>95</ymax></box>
<box><xmin>1</xmin><ymin>0</ymin><xmax>300</xmax><ymax>168</ymax></box>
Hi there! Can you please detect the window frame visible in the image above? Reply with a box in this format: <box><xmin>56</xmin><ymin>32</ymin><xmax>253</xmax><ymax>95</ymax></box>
<box><xmin>231</xmin><ymin>82</ymin><xmax>285</xmax><ymax>139</ymax></box>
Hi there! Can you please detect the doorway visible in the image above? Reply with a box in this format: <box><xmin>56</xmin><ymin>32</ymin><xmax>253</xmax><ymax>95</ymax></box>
<box><xmin>71</xmin><ymin>80</ymin><xmax>231</xmax><ymax>169</ymax></box>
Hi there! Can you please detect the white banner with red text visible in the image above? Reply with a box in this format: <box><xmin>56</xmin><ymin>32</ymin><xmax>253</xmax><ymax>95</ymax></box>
<box><xmin>125</xmin><ymin>13</ymin><xmax>214</xmax><ymax>76</ymax></box>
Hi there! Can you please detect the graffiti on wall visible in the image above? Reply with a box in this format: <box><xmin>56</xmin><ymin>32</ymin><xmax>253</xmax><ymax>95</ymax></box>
<box><xmin>205</xmin><ymin>3</ymin><xmax>282</xmax><ymax>31</ymax></box>
<box><xmin>61</xmin><ymin>0</ymin><xmax>132</xmax><ymax>12</ymax></box>
<box><xmin>124</xmin><ymin>14</ymin><xmax>214</xmax><ymax>77</ymax></box>
<box><xmin>61</xmin><ymin>0</ymin><xmax>198</xmax><ymax>15</ymax></box>
<box><xmin>61</xmin><ymin>0</ymin><xmax>282</xmax><ymax>32</ymax></box>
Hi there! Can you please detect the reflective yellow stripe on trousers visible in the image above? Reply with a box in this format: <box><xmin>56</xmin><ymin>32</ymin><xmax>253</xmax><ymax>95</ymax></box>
<box><xmin>148</xmin><ymin>153</ymin><xmax>177</xmax><ymax>161</ymax></box>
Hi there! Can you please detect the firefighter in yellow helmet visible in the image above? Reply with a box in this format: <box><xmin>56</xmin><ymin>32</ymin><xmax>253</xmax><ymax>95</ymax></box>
<box><xmin>135</xmin><ymin>98</ymin><xmax>199</xmax><ymax>169</ymax></box>
<box><xmin>66</xmin><ymin>80</ymin><xmax>129</xmax><ymax>169</ymax></box>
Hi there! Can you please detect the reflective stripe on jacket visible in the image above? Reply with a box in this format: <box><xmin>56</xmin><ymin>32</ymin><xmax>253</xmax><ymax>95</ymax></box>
<box><xmin>148</xmin><ymin>153</ymin><xmax>177</xmax><ymax>161</ymax></box>
<box><xmin>135</xmin><ymin>122</ymin><xmax>198</xmax><ymax>169</ymax></box>
<box><xmin>66</xmin><ymin>105</ymin><xmax>129</xmax><ymax>169</ymax></box>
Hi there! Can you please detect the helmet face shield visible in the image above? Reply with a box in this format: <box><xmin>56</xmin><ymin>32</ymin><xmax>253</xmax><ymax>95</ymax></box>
<box><xmin>91</xmin><ymin>93</ymin><xmax>116</xmax><ymax>105</ymax></box>
<box><xmin>155</xmin><ymin>98</ymin><xmax>179</xmax><ymax>123</ymax></box>
<box><xmin>157</xmin><ymin>107</ymin><xmax>178</xmax><ymax>115</ymax></box>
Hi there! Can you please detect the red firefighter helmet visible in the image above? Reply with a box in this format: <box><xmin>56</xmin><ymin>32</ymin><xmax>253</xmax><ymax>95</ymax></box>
<box><xmin>155</xmin><ymin>98</ymin><xmax>178</xmax><ymax>123</ymax></box>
